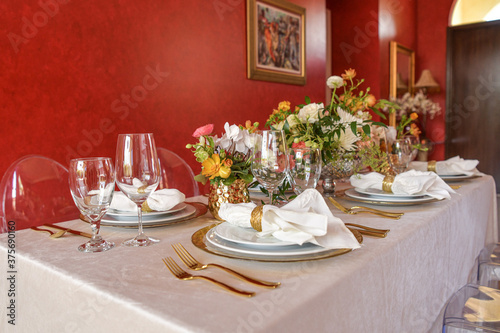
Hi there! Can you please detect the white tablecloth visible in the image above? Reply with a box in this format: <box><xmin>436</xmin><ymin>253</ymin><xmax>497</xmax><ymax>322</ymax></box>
<box><xmin>0</xmin><ymin>176</ymin><xmax>497</xmax><ymax>333</ymax></box>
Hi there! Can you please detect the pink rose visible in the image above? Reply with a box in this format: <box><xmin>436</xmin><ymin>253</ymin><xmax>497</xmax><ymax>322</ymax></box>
<box><xmin>192</xmin><ymin>124</ymin><xmax>214</xmax><ymax>138</ymax></box>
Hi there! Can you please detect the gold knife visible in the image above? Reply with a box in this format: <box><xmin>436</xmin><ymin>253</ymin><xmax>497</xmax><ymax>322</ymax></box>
<box><xmin>43</xmin><ymin>223</ymin><xmax>92</xmax><ymax>238</ymax></box>
<box><xmin>347</xmin><ymin>227</ymin><xmax>387</xmax><ymax>238</ymax></box>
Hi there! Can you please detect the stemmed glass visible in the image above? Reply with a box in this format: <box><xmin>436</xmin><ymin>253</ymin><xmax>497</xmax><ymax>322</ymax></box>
<box><xmin>251</xmin><ymin>130</ymin><xmax>289</xmax><ymax>205</ymax></box>
<box><xmin>68</xmin><ymin>157</ymin><xmax>115</xmax><ymax>253</ymax></box>
<box><xmin>387</xmin><ymin>139</ymin><xmax>412</xmax><ymax>174</ymax></box>
<box><xmin>404</xmin><ymin>135</ymin><xmax>419</xmax><ymax>161</ymax></box>
<box><xmin>115</xmin><ymin>133</ymin><xmax>160</xmax><ymax>247</ymax></box>
<box><xmin>288</xmin><ymin>147</ymin><xmax>322</xmax><ymax>194</ymax></box>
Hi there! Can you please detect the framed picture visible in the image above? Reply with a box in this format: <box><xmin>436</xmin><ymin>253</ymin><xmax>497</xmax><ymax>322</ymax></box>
<box><xmin>246</xmin><ymin>0</ymin><xmax>306</xmax><ymax>85</ymax></box>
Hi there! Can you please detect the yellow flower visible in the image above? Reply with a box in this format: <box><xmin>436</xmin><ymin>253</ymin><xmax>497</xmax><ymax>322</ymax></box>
<box><xmin>201</xmin><ymin>154</ymin><xmax>231</xmax><ymax>180</ymax></box>
<box><xmin>410</xmin><ymin>112</ymin><xmax>418</xmax><ymax>120</ymax></box>
<box><xmin>278</xmin><ymin>101</ymin><xmax>291</xmax><ymax>111</ymax></box>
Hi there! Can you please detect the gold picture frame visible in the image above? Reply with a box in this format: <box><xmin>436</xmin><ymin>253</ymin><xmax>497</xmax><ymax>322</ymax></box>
<box><xmin>389</xmin><ymin>41</ymin><xmax>415</xmax><ymax>126</ymax></box>
<box><xmin>246</xmin><ymin>0</ymin><xmax>306</xmax><ymax>85</ymax></box>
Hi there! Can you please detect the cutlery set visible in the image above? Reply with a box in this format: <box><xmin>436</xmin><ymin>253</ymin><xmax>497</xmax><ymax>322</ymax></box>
<box><xmin>163</xmin><ymin>243</ymin><xmax>280</xmax><ymax>297</ymax></box>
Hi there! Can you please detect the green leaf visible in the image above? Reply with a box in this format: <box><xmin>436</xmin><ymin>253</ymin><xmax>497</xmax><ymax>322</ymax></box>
<box><xmin>305</xmin><ymin>96</ymin><xmax>311</xmax><ymax>104</ymax></box>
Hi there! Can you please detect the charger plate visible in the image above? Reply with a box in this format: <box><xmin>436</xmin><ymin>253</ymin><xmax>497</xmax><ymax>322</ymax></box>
<box><xmin>192</xmin><ymin>224</ymin><xmax>362</xmax><ymax>262</ymax></box>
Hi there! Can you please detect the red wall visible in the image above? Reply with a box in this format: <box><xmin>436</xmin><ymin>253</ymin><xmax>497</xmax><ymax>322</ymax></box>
<box><xmin>416</xmin><ymin>0</ymin><xmax>455</xmax><ymax>160</ymax></box>
<box><xmin>328</xmin><ymin>0</ymin><xmax>454</xmax><ymax>161</ymax></box>
<box><xmin>0</xmin><ymin>0</ymin><xmax>327</xmax><ymax>180</ymax></box>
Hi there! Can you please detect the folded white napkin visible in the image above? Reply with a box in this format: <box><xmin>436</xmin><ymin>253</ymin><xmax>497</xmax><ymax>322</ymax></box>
<box><xmin>110</xmin><ymin>189</ymin><xmax>185</xmax><ymax>212</ymax></box>
<box><xmin>409</xmin><ymin>156</ymin><xmax>482</xmax><ymax>176</ymax></box>
<box><xmin>350</xmin><ymin>170</ymin><xmax>455</xmax><ymax>199</ymax></box>
<box><xmin>218</xmin><ymin>189</ymin><xmax>361</xmax><ymax>250</ymax></box>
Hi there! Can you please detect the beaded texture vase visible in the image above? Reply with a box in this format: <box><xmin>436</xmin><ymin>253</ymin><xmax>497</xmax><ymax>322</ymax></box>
<box><xmin>320</xmin><ymin>152</ymin><xmax>361</xmax><ymax>195</ymax></box>
<box><xmin>208</xmin><ymin>179</ymin><xmax>250</xmax><ymax>220</ymax></box>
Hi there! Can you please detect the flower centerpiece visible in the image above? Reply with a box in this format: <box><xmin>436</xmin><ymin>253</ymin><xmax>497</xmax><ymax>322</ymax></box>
<box><xmin>266</xmin><ymin>69</ymin><xmax>396</xmax><ymax>190</ymax></box>
<box><xmin>186</xmin><ymin>121</ymin><xmax>259</xmax><ymax>219</ymax></box>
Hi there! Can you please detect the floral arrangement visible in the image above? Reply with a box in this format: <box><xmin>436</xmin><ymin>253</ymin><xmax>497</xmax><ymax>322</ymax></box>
<box><xmin>391</xmin><ymin>90</ymin><xmax>441</xmax><ymax>120</ymax></box>
<box><xmin>266</xmin><ymin>68</ymin><xmax>396</xmax><ymax>171</ymax></box>
<box><xmin>186</xmin><ymin>121</ymin><xmax>259</xmax><ymax>186</ymax></box>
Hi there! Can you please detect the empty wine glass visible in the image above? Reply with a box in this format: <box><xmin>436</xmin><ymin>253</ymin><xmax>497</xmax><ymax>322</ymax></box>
<box><xmin>68</xmin><ymin>157</ymin><xmax>115</xmax><ymax>253</ymax></box>
<box><xmin>288</xmin><ymin>147</ymin><xmax>322</xmax><ymax>194</ymax></box>
<box><xmin>404</xmin><ymin>135</ymin><xmax>419</xmax><ymax>161</ymax></box>
<box><xmin>115</xmin><ymin>133</ymin><xmax>160</xmax><ymax>247</ymax></box>
<box><xmin>251</xmin><ymin>130</ymin><xmax>289</xmax><ymax>205</ymax></box>
<box><xmin>387</xmin><ymin>139</ymin><xmax>412</xmax><ymax>174</ymax></box>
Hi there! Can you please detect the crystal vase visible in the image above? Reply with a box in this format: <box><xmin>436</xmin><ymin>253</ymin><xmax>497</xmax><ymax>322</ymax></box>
<box><xmin>320</xmin><ymin>152</ymin><xmax>360</xmax><ymax>195</ymax></box>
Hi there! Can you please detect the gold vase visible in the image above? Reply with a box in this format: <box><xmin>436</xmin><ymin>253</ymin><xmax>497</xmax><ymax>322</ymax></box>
<box><xmin>208</xmin><ymin>179</ymin><xmax>250</xmax><ymax>220</ymax></box>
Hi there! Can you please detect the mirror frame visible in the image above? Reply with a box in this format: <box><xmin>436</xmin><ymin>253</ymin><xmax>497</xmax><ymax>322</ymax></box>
<box><xmin>389</xmin><ymin>41</ymin><xmax>415</xmax><ymax>126</ymax></box>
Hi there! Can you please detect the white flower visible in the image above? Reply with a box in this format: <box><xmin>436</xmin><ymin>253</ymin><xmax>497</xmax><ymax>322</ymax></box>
<box><xmin>286</xmin><ymin>114</ymin><xmax>300</xmax><ymax>128</ymax></box>
<box><xmin>327</xmin><ymin>76</ymin><xmax>343</xmax><ymax>89</ymax></box>
<box><xmin>336</xmin><ymin>127</ymin><xmax>359</xmax><ymax>151</ymax></box>
<box><xmin>298</xmin><ymin>103</ymin><xmax>324</xmax><ymax>124</ymax></box>
<box><xmin>336</xmin><ymin>107</ymin><xmax>363</xmax><ymax>125</ymax></box>
<box><xmin>217</xmin><ymin>122</ymin><xmax>249</xmax><ymax>154</ymax></box>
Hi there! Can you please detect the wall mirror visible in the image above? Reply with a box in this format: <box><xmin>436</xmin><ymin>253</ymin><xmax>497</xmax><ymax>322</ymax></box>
<box><xmin>389</xmin><ymin>41</ymin><xmax>415</xmax><ymax>126</ymax></box>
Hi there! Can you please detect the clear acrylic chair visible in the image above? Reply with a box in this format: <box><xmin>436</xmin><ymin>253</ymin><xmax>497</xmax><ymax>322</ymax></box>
<box><xmin>0</xmin><ymin>155</ymin><xmax>80</xmax><ymax>233</ymax></box>
<box><xmin>157</xmin><ymin>148</ymin><xmax>200</xmax><ymax>197</ymax></box>
<box><xmin>478</xmin><ymin>243</ymin><xmax>500</xmax><ymax>290</ymax></box>
<box><xmin>443</xmin><ymin>284</ymin><xmax>500</xmax><ymax>332</ymax></box>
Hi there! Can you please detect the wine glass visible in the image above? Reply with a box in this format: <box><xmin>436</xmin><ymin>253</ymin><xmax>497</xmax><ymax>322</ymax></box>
<box><xmin>387</xmin><ymin>139</ymin><xmax>412</xmax><ymax>174</ymax></box>
<box><xmin>288</xmin><ymin>147</ymin><xmax>322</xmax><ymax>194</ymax></box>
<box><xmin>251</xmin><ymin>130</ymin><xmax>289</xmax><ymax>205</ymax></box>
<box><xmin>115</xmin><ymin>133</ymin><xmax>160</xmax><ymax>247</ymax></box>
<box><xmin>404</xmin><ymin>135</ymin><xmax>419</xmax><ymax>161</ymax></box>
<box><xmin>68</xmin><ymin>157</ymin><xmax>115</xmax><ymax>253</ymax></box>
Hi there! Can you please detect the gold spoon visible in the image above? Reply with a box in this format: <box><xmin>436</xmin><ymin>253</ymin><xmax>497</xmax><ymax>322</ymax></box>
<box><xmin>49</xmin><ymin>230</ymin><xmax>68</xmax><ymax>239</ymax></box>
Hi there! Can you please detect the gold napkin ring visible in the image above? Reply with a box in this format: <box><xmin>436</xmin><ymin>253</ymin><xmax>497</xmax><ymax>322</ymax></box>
<box><xmin>250</xmin><ymin>205</ymin><xmax>263</xmax><ymax>232</ymax></box>
<box><xmin>382</xmin><ymin>175</ymin><xmax>394</xmax><ymax>193</ymax></box>
<box><xmin>427</xmin><ymin>160</ymin><xmax>437</xmax><ymax>173</ymax></box>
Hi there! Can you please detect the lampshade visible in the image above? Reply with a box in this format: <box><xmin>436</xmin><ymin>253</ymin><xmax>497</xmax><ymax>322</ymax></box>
<box><xmin>415</xmin><ymin>69</ymin><xmax>440</xmax><ymax>93</ymax></box>
<box><xmin>396</xmin><ymin>73</ymin><xmax>408</xmax><ymax>90</ymax></box>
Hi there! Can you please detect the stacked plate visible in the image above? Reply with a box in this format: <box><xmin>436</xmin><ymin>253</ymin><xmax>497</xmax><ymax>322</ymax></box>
<box><xmin>201</xmin><ymin>222</ymin><xmax>352</xmax><ymax>261</ymax></box>
<box><xmin>345</xmin><ymin>188</ymin><xmax>438</xmax><ymax>205</ymax></box>
<box><xmin>439</xmin><ymin>174</ymin><xmax>478</xmax><ymax>181</ymax></box>
<box><xmin>101</xmin><ymin>202</ymin><xmax>197</xmax><ymax>227</ymax></box>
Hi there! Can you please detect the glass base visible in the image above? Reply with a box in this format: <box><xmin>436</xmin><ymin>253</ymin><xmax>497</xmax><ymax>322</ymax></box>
<box><xmin>122</xmin><ymin>235</ymin><xmax>160</xmax><ymax>247</ymax></box>
<box><xmin>78</xmin><ymin>239</ymin><xmax>115</xmax><ymax>253</ymax></box>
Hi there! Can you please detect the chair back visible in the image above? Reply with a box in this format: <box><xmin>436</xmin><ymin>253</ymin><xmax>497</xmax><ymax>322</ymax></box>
<box><xmin>157</xmin><ymin>148</ymin><xmax>200</xmax><ymax>197</ymax></box>
<box><xmin>0</xmin><ymin>155</ymin><xmax>80</xmax><ymax>232</ymax></box>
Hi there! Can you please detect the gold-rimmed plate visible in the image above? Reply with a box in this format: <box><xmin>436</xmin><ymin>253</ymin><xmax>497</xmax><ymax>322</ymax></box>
<box><xmin>97</xmin><ymin>202</ymin><xmax>207</xmax><ymax>228</ymax></box>
<box><xmin>439</xmin><ymin>174</ymin><xmax>482</xmax><ymax>182</ymax></box>
<box><xmin>343</xmin><ymin>189</ymin><xmax>441</xmax><ymax>206</ymax></box>
<box><xmin>191</xmin><ymin>224</ymin><xmax>362</xmax><ymax>262</ymax></box>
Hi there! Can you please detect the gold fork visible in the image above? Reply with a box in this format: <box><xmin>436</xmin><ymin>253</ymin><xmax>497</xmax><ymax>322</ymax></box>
<box><xmin>161</xmin><ymin>257</ymin><xmax>255</xmax><ymax>297</ymax></box>
<box><xmin>172</xmin><ymin>243</ymin><xmax>280</xmax><ymax>288</ymax></box>
<box><xmin>329</xmin><ymin>197</ymin><xmax>403</xmax><ymax>219</ymax></box>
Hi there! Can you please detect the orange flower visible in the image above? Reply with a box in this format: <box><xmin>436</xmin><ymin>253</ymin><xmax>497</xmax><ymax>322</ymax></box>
<box><xmin>409</xmin><ymin>123</ymin><xmax>421</xmax><ymax>136</ymax></box>
<box><xmin>365</xmin><ymin>94</ymin><xmax>376</xmax><ymax>107</ymax></box>
<box><xmin>410</xmin><ymin>112</ymin><xmax>418</xmax><ymax>120</ymax></box>
<box><xmin>342</xmin><ymin>68</ymin><xmax>356</xmax><ymax>80</ymax></box>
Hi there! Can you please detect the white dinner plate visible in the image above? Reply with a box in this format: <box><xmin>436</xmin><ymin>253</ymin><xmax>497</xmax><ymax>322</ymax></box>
<box><xmin>344</xmin><ymin>188</ymin><xmax>438</xmax><ymax>205</ymax></box>
<box><xmin>206</xmin><ymin>228</ymin><xmax>324</xmax><ymax>256</ymax></box>
<box><xmin>354</xmin><ymin>188</ymin><xmax>425</xmax><ymax>199</ymax></box>
<box><xmin>101</xmin><ymin>203</ymin><xmax>196</xmax><ymax>226</ymax></box>
<box><xmin>105</xmin><ymin>203</ymin><xmax>187</xmax><ymax>220</ymax></box>
<box><xmin>214</xmin><ymin>222</ymin><xmax>296</xmax><ymax>248</ymax></box>
<box><xmin>439</xmin><ymin>174</ymin><xmax>480</xmax><ymax>181</ymax></box>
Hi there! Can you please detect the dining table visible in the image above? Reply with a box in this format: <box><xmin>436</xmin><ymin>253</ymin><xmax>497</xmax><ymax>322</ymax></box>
<box><xmin>0</xmin><ymin>174</ymin><xmax>497</xmax><ymax>333</ymax></box>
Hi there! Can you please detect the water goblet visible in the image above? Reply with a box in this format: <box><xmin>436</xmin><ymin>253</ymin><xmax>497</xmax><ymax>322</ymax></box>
<box><xmin>288</xmin><ymin>147</ymin><xmax>322</xmax><ymax>194</ymax></box>
<box><xmin>404</xmin><ymin>135</ymin><xmax>419</xmax><ymax>161</ymax></box>
<box><xmin>251</xmin><ymin>130</ymin><xmax>289</xmax><ymax>205</ymax></box>
<box><xmin>68</xmin><ymin>157</ymin><xmax>115</xmax><ymax>253</ymax></box>
<box><xmin>115</xmin><ymin>133</ymin><xmax>160</xmax><ymax>247</ymax></box>
<box><xmin>387</xmin><ymin>139</ymin><xmax>412</xmax><ymax>174</ymax></box>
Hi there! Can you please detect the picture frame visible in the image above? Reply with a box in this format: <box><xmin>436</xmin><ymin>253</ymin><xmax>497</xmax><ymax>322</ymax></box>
<box><xmin>246</xmin><ymin>0</ymin><xmax>306</xmax><ymax>85</ymax></box>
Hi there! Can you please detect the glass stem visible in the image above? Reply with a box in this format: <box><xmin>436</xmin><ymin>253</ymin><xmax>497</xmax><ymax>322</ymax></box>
<box><xmin>137</xmin><ymin>204</ymin><xmax>144</xmax><ymax>236</ymax></box>
<box><xmin>91</xmin><ymin>219</ymin><xmax>102</xmax><ymax>241</ymax></box>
